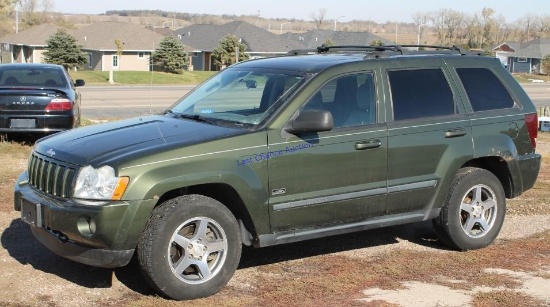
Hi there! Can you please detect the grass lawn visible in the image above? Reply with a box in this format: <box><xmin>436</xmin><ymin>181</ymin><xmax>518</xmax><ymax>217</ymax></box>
<box><xmin>69</xmin><ymin>70</ymin><xmax>215</xmax><ymax>85</ymax></box>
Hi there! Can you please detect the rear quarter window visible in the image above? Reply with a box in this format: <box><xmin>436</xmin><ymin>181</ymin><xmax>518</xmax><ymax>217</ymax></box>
<box><xmin>456</xmin><ymin>68</ymin><xmax>515</xmax><ymax>112</ymax></box>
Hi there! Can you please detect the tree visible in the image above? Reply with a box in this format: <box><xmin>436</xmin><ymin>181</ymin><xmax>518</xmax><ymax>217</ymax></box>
<box><xmin>43</xmin><ymin>29</ymin><xmax>87</xmax><ymax>70</ymax></box>
<box><xmin>151</xmin><ymin>35</ymin><xmax>188</xmax><ymax>74</ymax></box>
<box><xmin>323</xmin><ymin>38</ymin><xmax>335</xmax><ymax>46</ymax></box>
<box><xmin>0</xmin><ymin>0</ymin><xmax>16</xmax><ymax>36</ymax></box>
<box><xmin>310</xmin><ymin>8</ymin><xmax>327</xmax><ymax>29</ymax></box>
<box><xmin>542</xmin><ymin>54</ymin><xmax>550</xmax><ymax>76</ymax></box>
<box><xmin>0</xmin><ymin>0</ymin><xmax>16</xmax><ymax>14</ymax></box>
<box><xmin>412</xmin><ymin>11</ymin><xmax>430</xmax><ymax>45</ymax></box>
<box><xmin>211</xmin><ymin>35</ymin><xmax>249</xmax><ymax>69</ymax></box>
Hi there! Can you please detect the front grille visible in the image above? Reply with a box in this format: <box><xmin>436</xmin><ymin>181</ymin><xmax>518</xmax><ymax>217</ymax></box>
<box><xmin>28</xmin><ymin>153</ymin><xmax>77</xmax><ymax>199</ymax></box>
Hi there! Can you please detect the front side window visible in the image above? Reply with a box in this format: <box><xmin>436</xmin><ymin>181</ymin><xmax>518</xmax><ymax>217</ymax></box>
<box><xmin>456</xmin><ymin>68</ymin><xmax>515</xmax><ymax>112</ymax></box>
<box><xmin>170</xmin><ymin>68</ymin><xmax>305</xmax><ymax>126</ymax></box>
<box><xmin>112</xmin><ymin>55</ymin><xmax>119</xmax><ymax>67</ymax></box>
<box><xmin>389</xmin><ymin>69</ymin><xmax>455</xmax><ymax>121</ymax></box>
<box><xmin>302</xmin><ymin>72</ymin><xmax>376</xmax><ymax>128</ymax></box>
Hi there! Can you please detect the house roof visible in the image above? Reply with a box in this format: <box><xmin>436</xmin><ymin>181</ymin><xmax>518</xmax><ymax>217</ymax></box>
<box><xmin>493</xmin><ymin>42</ymin><xmax>520</xmax><ymax>52</ymax></box>
<box><xmin>173</xmin><ymin>21</ymin><xmax>392</xmax><ymax>54</ymax></box>
<box><xmin>512</xmin><ymin>38</ymin><xmax>550</xmax><ymax>59</ymax></box>
<box><xmin>0</xmin><ymin>24</ymin><xmax>62</xmax><ymax>46</ymax></box>
<box><xmin>73</xmin><ymin>22</ymin><xmax>167</xmax><ymax>52</ymax></box>
<box><xmin>281</xmin><ymin>29</ymin><xmax>393</xmax><ymax>50</ymax></box>
<box><xmin>0</xmin><ymin>22</ymin><xmax>170</xmax><ymax>52</ymax></box>
<box><xmin>173</xmin><ymin>21</ymin><xmax>300</xmax><ymax>53</ymax></box>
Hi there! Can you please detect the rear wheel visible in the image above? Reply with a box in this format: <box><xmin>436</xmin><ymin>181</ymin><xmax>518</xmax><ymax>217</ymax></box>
<box><xmin>137</xmin><ymin>195</ymin><xmax>241</xmax><ymax>300</ymax></box>
<box><xmin>433</xmin><ymin>167</ymin><xmax>506</xmax><ymax>250</ymax></box>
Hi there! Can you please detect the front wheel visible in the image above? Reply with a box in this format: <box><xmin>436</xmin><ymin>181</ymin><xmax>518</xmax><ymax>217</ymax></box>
<box><xmin>137</xmin><ymin>195</ymin><xmax>242</xmax><ymax>300</ymax></box>
<box><xmin>433</xmin><ymin>167</ymin><xmax>506</xmax><ymax>251</ymax></box>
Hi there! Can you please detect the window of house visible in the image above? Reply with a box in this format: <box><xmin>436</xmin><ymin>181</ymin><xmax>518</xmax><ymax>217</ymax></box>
<box><xmin>112</xmin><ymin>55</ymin><xmax>119</xmax><ymax>68</ymax></box>
<box><xmin>517</xmin><ymin>58</ymin><xmax>528</xmax><ymax>63</ymax></box>
<box><xmin>138</xmin><ymin>52</ymin><xmax>144</xmax><ymax>58</ymax></box>
<box><xmin>87</xmin><ymin>53</ymin><xmax>92</xmax><ymax>68</ymax></box>
<box><xmin>388</xmin><ymin>69</ymin><xmax>455</xmax><ymax>121</ymax></box>
<box><xmin>456</xmin><ymin>68</ymin><xmax>515</xmax><ymax>112</ymax></box>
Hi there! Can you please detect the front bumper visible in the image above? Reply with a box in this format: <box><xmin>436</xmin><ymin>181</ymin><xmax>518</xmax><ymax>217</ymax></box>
<box><xmin>14</xmin><ymin>171</ymin><xmax>157</xmax><ymax>268</ymax></box>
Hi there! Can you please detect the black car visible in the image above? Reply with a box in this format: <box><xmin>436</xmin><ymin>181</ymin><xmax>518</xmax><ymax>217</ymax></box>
<box><xmin>0</xmin><ymin>63</ymin><xmax>85</xmax><ymax>134</ymax></box>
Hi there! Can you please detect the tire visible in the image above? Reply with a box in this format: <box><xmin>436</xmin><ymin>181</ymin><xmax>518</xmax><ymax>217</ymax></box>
<box><xmin>137</xmin><ymin>195</ymin><xmax>242</xmax><ymax>300</ymax></box>
<box><xmin>433</xmin><ymin>167</ymin><xmax>506</xmax><ymax>251</ymax></box>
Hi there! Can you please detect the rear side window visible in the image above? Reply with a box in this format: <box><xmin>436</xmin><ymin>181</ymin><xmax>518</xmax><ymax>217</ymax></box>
<box><xmin>389</xmin><ymin>69</ymin><xmax>454</xmax><ymax>121</ymax></box>
<box><xmin>456</xmin><ymin>68</ymin><xmax>515</xmax><ymax>112</ymax></box>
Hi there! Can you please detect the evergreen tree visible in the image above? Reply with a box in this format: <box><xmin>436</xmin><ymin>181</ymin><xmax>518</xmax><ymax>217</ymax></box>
<box><xmin>151</xmin><ymin>36</ymin><xmax>188</xmax><ymax>74</ymax></box>
<box><xmin>211</xmin><ymin>35</ymin><xmax>249</xmax><ymax>69</ymax></box>
<box><xmin>43</xmin><ymin>29</ymin><xmax>87</xmax><ymax>70</ymax></box>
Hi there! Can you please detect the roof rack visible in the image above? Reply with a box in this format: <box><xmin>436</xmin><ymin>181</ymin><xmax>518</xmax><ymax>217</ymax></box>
<box><xmin>286</xmin><ymin>44</ymin><xmax>485</xmax><ymax>57</ymax></box>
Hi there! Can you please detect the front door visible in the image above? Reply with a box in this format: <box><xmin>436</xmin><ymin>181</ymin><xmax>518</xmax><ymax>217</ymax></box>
<box><xmin>267</xmin><ymin>72</ymin><xmax>388</xmax><ymax>232</ymax></box>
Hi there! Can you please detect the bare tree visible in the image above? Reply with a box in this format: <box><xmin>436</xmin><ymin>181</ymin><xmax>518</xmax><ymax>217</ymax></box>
<box><xmin>41</xmin><ymin>0</ymin><xmax>53</xmax><ymax>13</ymax></box>
<box><xmin>0</xmin><ymin>0</ymin><xmax>17</xmax><ymax>37</ymax></box>
<box><xmin>412</xmin><ymin>11</ymin><xmax>430</xmax><ymax>44</ymax></box>
<box><xmin>492</xmin><ymin>14</ymin><xmax>510</xmax><ymax>46</ymax></box>
<box><xmin>464</xmin><ymin>14</ymin><xmax>483</xmax><ymax>48</ymax></box>
<box><xmin>430</xmin><ymin>9</ymin><xmax>465</xmax><ymax>45</ymax></box>
<box><xmin>519</xmin><ymin>14</ymin><xmax>538</xmax><ymax>42</ymax></box>
<box><xmin>310</xmin><ymin>8</ymin><xmax>327</xmax><ymax>29</ymax></box>
<box><xmin>480</xmin><ymin>7</ymin><xmax>496</xmax><ymax>47</ymax></box>
<box><xmin>0</xmin><ymin>0</ymin><xmax>16</xmax><ymax>14</ymax></box>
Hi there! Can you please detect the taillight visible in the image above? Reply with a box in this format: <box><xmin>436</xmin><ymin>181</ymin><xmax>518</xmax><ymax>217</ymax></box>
<box><xmin>45</xmin><ymin>98</ymin><xmax>73</xmax><ymax>111</ymax></box>
<box><xmin>524</xmin><ymin>113</ymin><xmax>538</xmax><ymax>149</ymax></box>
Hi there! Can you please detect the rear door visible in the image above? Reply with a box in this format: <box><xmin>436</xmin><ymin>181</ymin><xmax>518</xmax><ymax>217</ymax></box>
<box><xmin>382</xmin><ymin>58</ymin><xmax>473</xmax><ymax>215</ymax></box>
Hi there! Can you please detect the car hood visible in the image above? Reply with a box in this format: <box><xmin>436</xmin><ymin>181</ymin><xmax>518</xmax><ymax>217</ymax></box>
<box><xmin>34</xmin><ymin>115</ymin><xmax>247</xmax><ymax>166</ymax></box>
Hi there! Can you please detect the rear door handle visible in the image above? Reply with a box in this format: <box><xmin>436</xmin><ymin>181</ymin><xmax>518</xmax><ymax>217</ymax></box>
<box><xmin>444</xmin><ymin>128</ymin><xmax>467</xmax><ymax>138</ymax></box>
<box><xmin>355</xmin><ymin>139</ymin><xmax>382</xmax><ymax>150</ymax></box>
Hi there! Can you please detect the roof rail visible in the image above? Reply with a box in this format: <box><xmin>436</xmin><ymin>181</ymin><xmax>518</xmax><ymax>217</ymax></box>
<box><xmin>286</xmin><ymin>44</ymin><xmax>485</xmax><ymax>57</ymax></box>
<box><xmin>286</xmin><ymin>49</ymin><xmax>318</xmax><ymax>56</ymax></box>
<box><xmin>316</xmin><ymin>45</ymin><xmax>399</xmax><ymax>53</ymax></box>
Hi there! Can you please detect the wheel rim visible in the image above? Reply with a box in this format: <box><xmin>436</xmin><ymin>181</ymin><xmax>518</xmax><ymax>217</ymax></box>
<box><xmin>459</xmin><ymin>184</ymin><xmax>498</xmax><ymax>238</ymax></box>
<box><xmin>167</xmin><ymin>217</ymin><xmax>228</xmax><ymax>285</ymax></box>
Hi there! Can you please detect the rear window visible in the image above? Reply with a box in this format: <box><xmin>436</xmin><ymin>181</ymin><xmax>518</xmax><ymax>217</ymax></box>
<box><xmin>456</xmin><ymin>68</ymin><xmax>515</xmax><ymax>112</ymax></box>
<box><xmin>0</xmin><ymin>67</ymin><xmax>67</xmax><ymax>88</ymax></box>
<box><xmin>389</xmin><ymin>69</ymin><xmax>455</xmax><ymax>121</ymax></box>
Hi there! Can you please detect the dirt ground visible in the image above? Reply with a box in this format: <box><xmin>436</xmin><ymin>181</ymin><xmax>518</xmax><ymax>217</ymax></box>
<box><xmin>1</xmin><ymin>134</ymin><xmax>549</xmax><ymax>307</ymax></box>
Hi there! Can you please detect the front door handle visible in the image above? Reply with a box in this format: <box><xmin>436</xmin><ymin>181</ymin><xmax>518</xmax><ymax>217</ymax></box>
<box><xmin>355</xmin><ymin>140</ymin><xmax>382</xmax><ymax>150</ymax></box>
<box><xmin>444</xmin><ymin>128</ymin><xmax>467</xmax><ymax>138</ymax></box>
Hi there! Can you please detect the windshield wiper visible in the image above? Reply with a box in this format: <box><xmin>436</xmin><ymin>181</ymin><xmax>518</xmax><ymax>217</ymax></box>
<box><xmin>176</xmin><ymin>113</ymin><xmax>217</xmax><ymax>125</ymax></box>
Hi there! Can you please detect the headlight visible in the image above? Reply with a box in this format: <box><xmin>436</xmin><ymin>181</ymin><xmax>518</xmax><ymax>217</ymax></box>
<box><xmin>74</xmin><ymin>165</ymin><xmax>129</xmax><ymax>201</ymax></box>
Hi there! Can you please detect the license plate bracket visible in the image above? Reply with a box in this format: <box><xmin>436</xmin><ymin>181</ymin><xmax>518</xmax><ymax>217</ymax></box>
<box><xmin>20</xmin><ymin>200</ymin><xmax>42</xmax><ymax>228</ymax></box>
<box><xmin>10</xmin><ymin>118</ymin><xmax>36</xmax><ymax>128</ymax></box>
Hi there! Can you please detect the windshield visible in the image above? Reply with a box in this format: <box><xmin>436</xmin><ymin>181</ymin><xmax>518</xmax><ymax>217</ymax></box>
<box><xmin>169</xmin><ymin>67</ymin><xmax>305</xmax><ymax>126</ymax></box>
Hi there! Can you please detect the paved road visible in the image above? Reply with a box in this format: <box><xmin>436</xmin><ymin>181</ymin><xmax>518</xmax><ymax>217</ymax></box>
<box><xmin>79</xmin><ymin>83</ymin><xmax>550</xmax><ymax>119</ymax></box>
<box><xmin>79</xmin><ymin>85</ymin><xmax>196</xmax><ymax>119</ymax></box>
<box><xmin>522</xmin><ymin>83</ymin><xmax>550</xmax><ymax>110</ymax></box>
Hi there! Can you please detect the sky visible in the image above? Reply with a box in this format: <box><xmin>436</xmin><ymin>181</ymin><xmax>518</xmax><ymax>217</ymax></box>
<box><xmin>49</xmin><ymin>0</ymin><xmax>547</xmax><ymax>23</ymax></box>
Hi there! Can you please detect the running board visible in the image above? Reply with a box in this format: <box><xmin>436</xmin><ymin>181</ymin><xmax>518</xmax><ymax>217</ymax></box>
<box><xmin>256</xmin><ymin>209</ymin><xmax>440</xmax><ymax>247</ymax></box>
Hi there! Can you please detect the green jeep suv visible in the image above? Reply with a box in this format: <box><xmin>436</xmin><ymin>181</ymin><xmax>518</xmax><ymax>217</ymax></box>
<box><xmin>14</xmin><ymin>45</ymin><xmax>541</xmax><ymax>300</ymax></box>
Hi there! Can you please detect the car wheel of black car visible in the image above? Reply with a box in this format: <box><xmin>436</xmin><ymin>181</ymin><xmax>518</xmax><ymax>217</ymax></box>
<box><xmin>433</xmin><ymin>167</ymin><xmax>506</xmax><ymax>251</ymax></box>
<box><xmin>137</xmin><ymin>195</ymin><xmax>242</xmax><ymax>300</ymax></box>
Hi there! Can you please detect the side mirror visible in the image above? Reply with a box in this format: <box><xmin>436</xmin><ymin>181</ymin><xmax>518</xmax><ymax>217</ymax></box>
<box><xmin>75</xmin><ymin>79</ymin><xmax>85</xmax><ymax>87</ymax></box>
<box><xmin>285</xmin><ymin>109</ymin><xmax>333</xmax><ymax>134</ymax></box>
